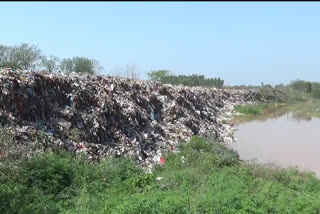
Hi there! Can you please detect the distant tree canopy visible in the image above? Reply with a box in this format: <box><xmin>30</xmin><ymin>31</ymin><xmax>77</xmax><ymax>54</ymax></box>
<box><xmin>40</xmin><ymin>55</ymin><xmax>60</xmax><ymax>73</ymax></box>
<box><xmin>148</xmin><ymin>70</ymin><xmax>224</xmax><ymax>88</ymax></box>
<box><xmin>147</xmin><ymin>70</ymin><xmax>171</xmax><ymax>82</ymax></box>
<box><xmin>60</xmin><ymin>57</ymin><xmax>103</xmax><ymax>75</ymax></box>
<box><xmin>311</xmin><ymin>82</ymin><xmax>320</xmax><ymax>99</ymax></box>
<box><xmin>0</xmin><ymin>43</ymin><xmax>103</xmax><ymax>75</ymax></box>
<box><xmin>290</xmin><ymin>80</ymin><xmax>312</xmax><ymax>93</ymax></box>
<box><xmin>289</xmin><ymin>80</ymin><xmax>320</xmax><ymax>99</ymax></box>
<box><xmin>0</xmin><ymin>43</ymin><xmax>42</xmax><ymax>70</ymax></box>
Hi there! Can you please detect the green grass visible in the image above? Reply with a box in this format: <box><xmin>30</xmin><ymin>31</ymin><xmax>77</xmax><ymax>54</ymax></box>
<box><xmin>1</xmin><ymin>136</ymin><xmax>320</xmax><ymax>214</ymax></box>
<box><xmin>234</xmin><ymin>104</ymin><xmax>268</xmax><ymax>115</ymax></box>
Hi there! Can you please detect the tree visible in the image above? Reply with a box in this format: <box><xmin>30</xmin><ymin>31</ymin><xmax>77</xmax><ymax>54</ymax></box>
<box><xmin>291</xmin><ymin>80</ymin><xmax>311</xmax><ymax>93</ymax></box>
<box><xmin>0</xmin><ymin>45</ymin><xmax>19</xmax><ymax>69</ymax></box>
<box><xmin>2</xmin><ymin>46</ymin><xmax>21</xmax><ymax>69</ymax></box>
<box><xmin>147</xmin><ymin>70</ymin><xmax>224</xmax><ymax>88</ymax></box>
<box><xmin>60</xmin><ymin>57</ymin><xmax>103</xmax><ymax>75</ymax></box>
<box><xmin>311</xmin><ymin>82</ymin><xmax>320</xmax><ymax>98</ymax></box>
<box><xmin>40</xmin><ymin>55</ymin><xmax>60</xmax><ymax>73</ymax></box>
<box><xmin>15</xmin><ymin>43</ymin><xmax>42</xmax><ymax>70</ymax></box>
<box><xmin>60</xmin><ymin>58</ymin><xmax>74</xmax><ymax>74</ymax></box>
<box><xmin>0</xmin><ymin>43</ymin><xmax>42</xmax><ymax>70</ymax></box>
<box><xmin>147</xmin><ymin>70</ymin><xmax>171</xmax><ymax>81</ymax></box>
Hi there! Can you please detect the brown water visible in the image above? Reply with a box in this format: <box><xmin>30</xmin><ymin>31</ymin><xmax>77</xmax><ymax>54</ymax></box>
<box><xmin>232</xmin><ymin>111</ymin><xmax>320</xmax><ymax>178</ymax></box>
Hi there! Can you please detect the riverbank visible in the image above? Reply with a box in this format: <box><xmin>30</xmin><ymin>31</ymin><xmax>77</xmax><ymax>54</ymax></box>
<box><xmin>232</xmin><ymin>110</ymin><xmax>320</xmax><ymax>179</ymax></box>
<box><xmin>232</xmin><ymin>98</ymin><xmax>320</xmax><ymax>124</ymax></box>
<box><xmin>1</xmin><ymin>136</ymin><xmax>320</xmax><ymax>214</ymax></box>
<box><xmin>230</xmin><ymin>97</ymin><xmax>320</xmax><ymax>176</ymax></box>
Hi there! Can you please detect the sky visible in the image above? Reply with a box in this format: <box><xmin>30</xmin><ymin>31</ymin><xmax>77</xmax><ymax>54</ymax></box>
<box><xmin>1</xmin><ymin>2</ymin><xmax>320</xmax><ymax>86</ymax></box>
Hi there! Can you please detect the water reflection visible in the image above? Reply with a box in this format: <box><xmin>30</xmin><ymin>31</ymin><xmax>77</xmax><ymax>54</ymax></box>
<box><xmin>232</xmin><ymin>111</ymin><xmax>320</xmax><ymax>178</ymax></box>
<box><xmin>233</xmin><ymin>107</ymin><xmax>288</xmax><ymax>125</ymax></box>
<box><xmin>234</xmin><ymin>108</ymin><xmax>315</xmax><ymax>125</ymax></box>
<box><xmin>290</xmin><ymin>112</ymin><xmax>312</xmax><ymax>121</ymax></box>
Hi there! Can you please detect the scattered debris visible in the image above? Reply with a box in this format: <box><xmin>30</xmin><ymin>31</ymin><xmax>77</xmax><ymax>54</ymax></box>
<box><xmin>160</xmin><ymin>157</ymin><xmax>165</xmax><ymax>165</ymax></box>
<box><xmin>180</xmin><ymin>156</ymin><xmax>185</xmax><ymax>163</ymax></box>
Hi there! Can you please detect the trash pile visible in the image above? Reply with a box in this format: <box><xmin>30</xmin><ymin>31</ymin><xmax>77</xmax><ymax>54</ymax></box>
<box><xmin>0</xmin><ymin>68</ymin><xmax>264</xmax><ymax>168</ymax></box>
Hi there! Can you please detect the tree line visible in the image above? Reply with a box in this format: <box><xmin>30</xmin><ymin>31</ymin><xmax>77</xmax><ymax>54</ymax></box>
<box><xmin>1</xmin><ymin>43</ymin><xmax>224</xmax><ymax>86</ymax></box>
<box><xmin>288</xmin><ymin>80</ymin><xmax>320</xmax><ymax>99</ymax></box>
<box><xmin>0</xmin><ymin>43</ymin><xmax>103</xmax><ymax>74</ymax></box>
<box><xmin>147</xmin><ymin>70</ymin><xmax>224</xmax><ymax>88</ymax></box>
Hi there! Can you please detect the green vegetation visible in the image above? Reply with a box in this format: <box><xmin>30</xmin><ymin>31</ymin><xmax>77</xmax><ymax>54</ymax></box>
<box><xmin>0</xmin><ymin>43</ymin><xmax>42</xmax><ymax>70</ymax></box>
<box><xmin>1</xmin><ymin>136</ymin><xmax>320</xmax><ymax>214</ymax></box>
<box><xmin>0</xmin><ymin>43</ymin><xmax>103</xmax><ymax>75</ymax></box>
<box><xmin>148</xmin><ymin>70</ymin><xmax>224</xmax><ymax>88</ymax></box>
<box><xmin>311</xmin><ymin>82</ymin><xmax>320</xmax><ymax>99</ymax></box>
<box><xmin>284</xmin><ymin>98</ymin><xmax>320</xmax><ymax>117</ymax></box>
<box><xmin>227</xmin><ymin>80</ymin><xmax>320</xmax><ymax>104</ymax></box>
<box><xmin>233</xmin><ymin>99</ymin><xmax>320</xmax><ymax>124</ymax></box>
<box><xmin>60</xmin><ymin>57</ymin><xmax>103</xmax><ymax>75</ymax></box>
<box><xmin>232</xmin><ymin>79</ymin><xmax>320</xmax><ymax>122</ymax></box>
<box><xmin>234</xmin><ymin>104</ymin><xmax>268</xmax><ymax>115</ymax></box>
<box><xmin>232</xmin><ymin>104</ymin><xmax>288</xmax><ymax>124</ymax></box>
<box><xmin>259</xmin><ymin>80</ymin><xmax>320</xmax><ymax>103</ymax></box>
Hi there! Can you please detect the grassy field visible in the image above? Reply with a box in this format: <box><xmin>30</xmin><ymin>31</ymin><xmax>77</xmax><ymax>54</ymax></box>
<box><xmin>1</xmin><ymin>136</ymin><xmax>320</xmax><ymax>214</ymax></box>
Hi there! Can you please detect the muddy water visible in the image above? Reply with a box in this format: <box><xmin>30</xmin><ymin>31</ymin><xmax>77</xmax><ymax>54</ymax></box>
<box><xmin>232</xmin><ymin>111</ymin><xmax>320</xmax><ymax>178</ymax></box>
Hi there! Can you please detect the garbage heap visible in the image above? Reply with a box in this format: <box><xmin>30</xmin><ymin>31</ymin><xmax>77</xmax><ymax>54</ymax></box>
<box><xmin>0</xmin><ymin>69</ymin><xmax>263</xmax><ymax>168</ymax></box>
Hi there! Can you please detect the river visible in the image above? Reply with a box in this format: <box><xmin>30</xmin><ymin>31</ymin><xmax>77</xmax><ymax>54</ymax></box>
<box><xmin>231</xmin><ymin>111</ymin><xmax>320</xmax><ymax>178</ymax></box>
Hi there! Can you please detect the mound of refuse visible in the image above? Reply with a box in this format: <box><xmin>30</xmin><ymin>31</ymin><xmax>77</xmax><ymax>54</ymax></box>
<box><xmin>0</xmin><ymin>69</ymin><xmax>263</xmax><ymax>168</ymax></box>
